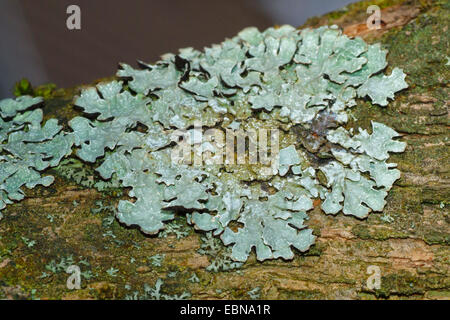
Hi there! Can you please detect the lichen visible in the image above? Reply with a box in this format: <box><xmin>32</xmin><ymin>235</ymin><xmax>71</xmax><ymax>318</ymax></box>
<box><xmin>2</xmin><ymin>25</ymin><xmax>408</xmax><ymax>263</ymax></box>
<box><xmin>0</xmin><ymin>96</ymin><xmax>73</xmax><ymax>219</ymax></box>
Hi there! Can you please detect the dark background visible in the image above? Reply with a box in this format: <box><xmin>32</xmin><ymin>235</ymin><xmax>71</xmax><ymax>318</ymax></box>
<box><xmin>0</xmin><ymin>0</ymin><xmax>358</xmax><ymax>98</ymax></box>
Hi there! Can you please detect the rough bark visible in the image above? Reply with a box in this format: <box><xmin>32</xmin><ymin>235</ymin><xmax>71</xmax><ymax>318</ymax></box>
<box><xmin>0</xmin><ymin>0</ymin><xmax>448</xmax><ymax>300</ymax></box>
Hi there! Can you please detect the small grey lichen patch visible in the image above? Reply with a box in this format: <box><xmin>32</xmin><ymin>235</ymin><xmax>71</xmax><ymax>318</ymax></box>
<box><xmin>53</xmin><ymin>158</ymin><xmax>121</xmax><ymax>192</ymax></box>
<box><xmin>0</xmin><ymin>96</ymin><xmax>74</xmax><ymax>217</ymax></box>
<box><xmin>124</xmin><ymin>278</ymin><xmax>191</xmax><ymax>300</ymax></box>
<box><xmin>68</xmin><ymin>25</ymin><xmax>407</xmax><ymax>262</ymax></box>
<box><xmin>197</xmin><ymin>231</ymin><xmax>243</xmax><ymax>272</ymax></box>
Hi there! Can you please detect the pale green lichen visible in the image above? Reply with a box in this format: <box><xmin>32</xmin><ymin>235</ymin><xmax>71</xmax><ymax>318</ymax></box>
<box><xmin>0</xmin><ymin>96</ymin><xmax>73</xmax><ymax>219</ymax></box>
<box><xmin>1</xmin><ymin>25</ymin><xmax>407</xmax><ymax>263</ymax></box>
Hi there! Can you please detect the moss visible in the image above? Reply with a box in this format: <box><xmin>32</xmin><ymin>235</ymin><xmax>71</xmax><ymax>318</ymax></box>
<box><xmin>372</xmin><ymin>270</ymin><xmax>448</xmax><ymax>298</ymax></box>
<box><xmin>383</xmin><ymin>4</ymin><xmax>450</xmax><ymax>89</ymax></box>
<box><xmin>358</xmin><ymin>292</ymin><xmax>378</xmax><ymax>300</ymax></box>
<box><xmin>302</xmin><ymin>242</ymin><xmax>325</xmax><ymax>256</ymax></box>
<box><xmin>13</xmin><ymin>79</ymin><xmax>34</xmax><ymax>97</ymax></box>
<box><xmin>332</xmin><ymin>0</ymin><xmax>410</xmax><ymax>20</ymax></box>
<box><xmin>423</xmin><ymin>231</ymin><xmax>450</xmax><ymax>245</ymax></box>
<box><xmin>352</xmin><ymin>224</ymin><xmax>409</xmax><ymax>240</ymax></box>
<box><xmin>279</xmin><ymin>289</ymin><xmax>323</xmax><ymax>299</ymax></box>
<box><xmin>13</xmin><ymin>78</ymin><xmax>60</xmax><ymax>100</ymax></box>
<box><xmin>302</xmin><ymin>0</ymin><xmax>415</xmax><ymax>27</ymax></box>
<box><xmin>426</xmin><ymin>290</ymin><xmax>450</xmax><ymax>299</ymax></box>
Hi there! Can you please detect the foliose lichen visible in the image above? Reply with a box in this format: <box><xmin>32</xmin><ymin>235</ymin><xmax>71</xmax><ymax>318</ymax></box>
<box><xmin>0</xmin><ymin>96</ymin><xmax>73</xmax><ymax>219</ymax></box>
<box><xmin>1</xmin><ymin>25</ymin><xmax>408</xmax><ymax>263</ymax></box>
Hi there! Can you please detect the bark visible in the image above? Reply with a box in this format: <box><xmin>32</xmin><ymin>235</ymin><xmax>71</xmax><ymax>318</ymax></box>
<box><xmin>0</xmin><ymin>0</ymin><xmax>448</xmax><ymax>300</ymax></box>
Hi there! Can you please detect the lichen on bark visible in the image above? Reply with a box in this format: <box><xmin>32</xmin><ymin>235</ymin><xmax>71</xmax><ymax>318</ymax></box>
<box><xmin>0</xmin><ymin>0</ymin><xmax>448</xmax><ymax>300</ymax></box>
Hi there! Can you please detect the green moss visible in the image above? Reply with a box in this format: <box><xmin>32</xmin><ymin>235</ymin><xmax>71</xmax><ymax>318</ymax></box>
<box><xmin>303</xmin><ymin>0</ymin><xmax>412</xmax><ymax>27</ymax></box>
<box><xmin>302</xmin><ymin>242</ymin><xmax>325</xmax><ymax>256</ymax></box>
<box><xmin>423</xmin><ymin>231</ymin><xmax>450</xmax><ymax>245</ymax></box>
<box><xmin>426</xmin><ymin>290</ymin><xmax>450</xmax><ymax>299</ymax></box>
<box><xmin>13</xmin><ymin>78</ymin><xmax>59</xmax><ymax>100</ymax></box>
<box><xmin>13</xmin><ymin>79</ymin><xmax>34</xmax><ymax>97</ymax></box>
<box><xmin>384</xmin><ymin>5</ymin><xmax>450</xmax><ymax>89</ymax></box>
<box><xmin>373</xmin><ymin>270</ymin><xmax>448</xmax><ymax>298</ymax></box>
<box><xmin>279</xmin><ymin>289</ymin><xmax>323</xmax><ymax>299</ymax></box>
<box><xmin>358</xmin><ymin>292</ymin><xmax>378</xmax><ymax>300</ymax></box>
<box><xmin>352</xmin><ymin>224</ymin><xmax>409</xmax><ymax>240</ymax></box>
<box><xmin>34</xmin><ymin>84</ymin><xmax>58</xmax><ymax>100</ymax></box>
